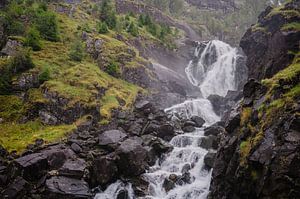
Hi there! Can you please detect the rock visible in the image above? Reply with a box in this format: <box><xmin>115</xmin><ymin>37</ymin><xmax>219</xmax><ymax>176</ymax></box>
<box><xmin>163</xmin><ymin>177</ymin><xmax>175</xmax><ymax>192</ymax></box>
<box><xmin>116</xmin><ymin>190</ymin><xmax>129</xmax><ymax>199</ymax></box>
<box><xmin>58</xmin><ymin>158</ymin><xmax>87</xmax><ymax>179</ymax></box>
<box><xmin>204</xmin><ymin>152</ymin><xmax>216</xmax><ymax>169</ymax></box>
<box><xmin>181</xmin><ymin>164</ymin><xmax>191</xmax><ymax>174</ymax></box>
<box><xmin>116</xmin><ymin>138</ymin><xmax>148</xmax><ymax>176</ymax></box>
<box><xmin>70</xmin><ymin>143</ymin><xmax>83</xmax><ymax>154</ymax></box>
<box><xmin>45</xmin><ymin>176</ymin><xmax>91</xmax><ymax>198</ymax></box>
<box><xmin>225</xmin><ymin>105</ymin><xmax>241</xmax><ymax>133</ymax></box>
<box><xmin>204</xmin><ymin>125</ymin><xmax>225</xmax><ymax>136</ymax></box>
<box><xmin>128</xmin><ymin>122</ymin><xmax>143</xmax><ymax>135</ymax></box>
<box><xmin>12</xmin><ymin>72</ymin><xmax>40</xmax><ymax>91</ymax></box>
<box><xmin>143</xmin><ymin>122</ymin><xmax>159</xmax><ymax>134</ymax></box>
<box><xmin>183</xmin><ymin>120</ymin><xmax>196</xmax><ymax>127</ymax></box>
<box><xmin>182</xmin><ymin>125</ymin><xmax>196</xmax><ymax>132</ymax></box>
<box><xmin>2</xmin><ymin>177</ymin><xmax>28</xmax><ymax>199</ymax></box>
<box><xmin>15</xmin><ymin>153</ymin><xmax>48</xmax><ymax>181</ymax></box>
<box><xmin>157</xmin><ymin>124</ymin><xmax>176</xmax><ymax>141</ymax></box>
<box><xmin>135</xmin><ymin>100</ymin><xmax>152</xmax><ymax>111</ymax></box>
<box><xmin>1</xmin><ymin>39</ymin><xmax>22</xmax><ymax>56</ymax></box>
<box><xmin>191</xmin><ymin>116</ymin><xmax>206</xmax><ymax>127</ymax></box>
<box><xmin>98</xmin><ymin>130</ymin><xmax>127</xmax><ymax>149</ymax></box>
<box><xmin>90</xmin><ymin>155</ymin><xmax>118</xmax><ymax>186</ymax></box>
<box><xmin>199</xmin><ymin>136</ymin><xmax>218</xmax><ymax>150</ymax></box>
<box><xmin>39</xmin><ymin>110</ymin><xmax>58</xmax><ymax>125</ymax></box>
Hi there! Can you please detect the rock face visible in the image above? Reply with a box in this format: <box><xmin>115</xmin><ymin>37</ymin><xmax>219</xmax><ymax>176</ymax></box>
<box><xmin>210</xmin><ymin>2</ymin><xmax>300</xmax><ymax>198</ymax></box>
<box><xmin>240</xmin><ymin>1</ymin><xmax>300</xmax><ymax>80</ymax></box>
<box><xmin>186</xmin><ymin>0</ymin><xmax>236</xmax><ymax>13</ymax></box>
<box><xmin>1</xmin><ymin>39</ymin><xmax>22</xmax><ymax>56</ymax></box>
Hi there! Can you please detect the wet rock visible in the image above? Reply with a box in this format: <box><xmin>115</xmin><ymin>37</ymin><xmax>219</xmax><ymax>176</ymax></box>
<box><xmin>199</xmin><ymin>136</ymin><xmax>218</xmax><ymax>150</ymax></box>
<box><xmin>204</xmin><ymin>125</ymin><xmax>225</xmax><ymax>136</ymax></box>
<box><xmin>15</xmin><ymin>153</ymin><xmax>48</xmax><ymax>181</ymax></box>
<box><xmin>117</xmin><ymin>189</ymin><xmax>129</xmax><ymax>199</ymax></box>
<box><xmin>225</xmin><ymin>105</ymin><xmax>241</xmax><ymax>133</ymax></box>
<box><xmin>135</xmin><ymin>100</ymin><xmax>152</xmax><ymax>111</ymax></box>
<box><xmin>163</xmin><ymin>176</ymin><xmax>176</xmax><ymax>192</ymax></box>
<box><xmin>181</xmin><ymin>163</ymin><xmax>191</xmax><ymax>174</ymax></box>
<box><xmin>128</xmin><ymin>122</ymin><xmax>143</xmax><ymax>135</ymax></box>
<box><xmin>157</xmin><ymin>124</ymin><xmax>176</xmax><ymax>141</ymax></box>
<box><xmin>45</xmin><ymin>176</ymin><xmax>91</xmax><ymax>198</ymax></box>
<box><xmin>143</xmin><ymin>122</ymin><xmax>159</xmax><ymax>134</ymax></box>
<box><xmin>58</xmin><ymin>158</ymin><xmax>87</xmax><ymax>179</ymax></box>
<box><xmin>204</xmin><ymin>152</ymin><xmax>216</xmax><ymax>169</ymax></box>
<box><xmin>90</xmin><ymin>155</ymin><xmax>118</xmax><ymax>186</ymax></box>
<box><xmin>98</xmin><ymin>130</ymin><xmax>127</xmax><ymax>150</ymax></box>
<box><xmin>182</xmin><ymin>125</ymin><xmax>196</xmax><ymax>132</ymax></box>
<box><xmin>116</xmin><ymin>138</ymin><xmax>148</xmax><ymax>176</ymax></box>
<box><xmin>2</xmin><ymin>177</ymin><xmax>28</xmax><ymax>199</ymax></box>
<box><xmin>12</xmin><ymin>72</ymin><xmax>40</xmax><ymax>91</ymax></box>
<box><xmin>191</xmin><ymin>116</ymin><xmax>205</xmax><ymax>127</ymax></box>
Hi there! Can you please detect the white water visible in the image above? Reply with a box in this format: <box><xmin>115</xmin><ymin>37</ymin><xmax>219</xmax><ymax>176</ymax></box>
<box><xmin>95</xmin><ymin>40</ymin><xmax>241</xmax><ymax>199</ymax></box>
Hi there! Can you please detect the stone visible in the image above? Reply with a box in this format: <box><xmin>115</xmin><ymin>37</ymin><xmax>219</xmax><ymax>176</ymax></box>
<box><xmin>2</xmin><ymin>177</ymin><xmax>28</xmax><ymax>199</ymax></box>
<box><xmin>90</xmin><ymin>155</ymin><xmax>118</xmax><ymax>186</ymax></box>
<box><xmin>15</xmin><ymin>153</ymin><xmax>48</xmax><ymax>181</ymax></box>
<box><xmin>58</xmin><ymin>158</ymin><xmax>87</xmax><ymax>179</ymax></box>
<box><xmin>45</xmin><ymin>176</ymin><xmax>91</xmax><ymax>198</ymax></box>
<box><xmin>116</xmin><ymin>138</ymin><xmax>148</xmax><ymax>176</ymax></box>
<box><xmin>163</xmin><ymin>177</ymin><xmax>175</xmax><ymax>192</ymax></box>
<box><xmin>182</xmin><ymin>125</ymin><xmax>196</xmax><ymax>132</ymax></box>
<box><xmin>191</xmin><ymin>116</ymin><xmax>206</xmax><ymax>127</ymax></box>
<box><xmin>135</xmin><ymin>100</ymin><xmax>152</xmax><ymax>111</ymax></box>
<box><xmin>70</xmin><ymin>143</ymin><xmax>83</xmax><ymax>154</ymax></box>
<box><xmin>204</xmin><ymin>152</ymin><xmax>216</xmax><ymax>169</ymax></box>
<box><xmin>199</xmin><ymin>136</ymin><xmax>218</xmax><ymax>150</ymax></box>
<box><xmin>98</xmin><ymin>130</ymin><xmax>127</xmax><ymax>148</ymax></box>
<box><xmin>157</xmin><ymin>124</ymin><xmax>176</xmax><ymax>141</ymax></box>
<box><xmin>1</xmin><ymin>39</ymin><xmax>22</xmax><ymax>56</ymax></box>
<box><xmin>204</xmin><ymin>125</ymin><xmax>225</xmax><ymax>136</ymax></box>
<box><xmin>181</xmin><ymin>163</ymin><xmax>191</xmax><ymax>174</ymax></box>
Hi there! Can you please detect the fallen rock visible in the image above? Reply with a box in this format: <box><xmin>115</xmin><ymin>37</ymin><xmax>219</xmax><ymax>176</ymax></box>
<box><xmin>116</xmin><ymin>138</ymin><xmax>148</xmax><ymax>176</ymax></box>
<box><xmin>58</xmin><ymin>158</ymin><xmax>87</xmax><ymax>179</ymax></box>
<box><xmin>157</xmin><ymin>124</ymin><xmax>176</xmax><ymax>141</ymax></box>
<box><xmin>98</xmin><ymin>130</ymin><xmax>127</xmax><ymax>149</ymax></box>
<box><xmin>2</xmin><ymin>177</ymin><xmax>28</xmax><ymax>199</ymax></box>
<box><xmin>45</xmin><ymin>176</ymin><xmax>92</xmax><ymax>198</ymax></box>
<box><xmin>1</xmin><ymin>39</ymin><xmax>22</xmax><ymax>56</ymax></box>
<box><xmin>15</xmin><ymin>153</ymin><xmax>48</xmax><ymax>181</ymax></box>
<box><xmin>182</xmin><ymin>125</ymin><xmax>196</xmax><ymax>132</ymax></box>
<box><xmin>204</xmin><ymin>125</ymin><xmax>225</xmax><ymax>136</ymax></box>
<box><xmin>135</xmin><ymin>100</ymin><xmax>152</xmax><ymax>111</ymax></box>
<box><xmin>198</xmin><ymin>136</ymin><xmax>218</xmax><ymax>150</ymax></box>
<box><xmin>204</xmin><ymin>152</ymin><xmax>216</xmax><ymax>169</ymax></box>
<box><xmin>191</xmin><ymin>116</ymin><xmax>206</xmax><ymax>127</ymax></box>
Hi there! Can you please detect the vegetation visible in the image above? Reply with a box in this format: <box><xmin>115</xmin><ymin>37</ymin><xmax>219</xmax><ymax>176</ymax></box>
<box><xmin>25</xmin><ymin>27</ymin><xmax>42</xmax><ymax>51</ymax></box>
<box><xmin>69</xmin><ymin>40</ymin><xmax>84</xmax><ymax>62</ymax></box>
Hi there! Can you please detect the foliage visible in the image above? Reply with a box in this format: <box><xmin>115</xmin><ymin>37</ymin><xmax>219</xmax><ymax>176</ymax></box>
<box><xmin>69</xmin><ymin>40</ymin><xmax>84</xmax><ymax>62</ymax></box>
<box><xmin>8</xmin><ymin>48</ymin><xmax>35</xmax><ymax>74</ymax></box>
<box><xmin>106</xmin><ymin>61</ymin><xmax>120</xmax><ymax>77</ymax></box>
<box><xmin>25</xmin><ymin>26</ymin><xmax>42</xmax><ymax>51</ymax></box>
<box><xmin>97</xmin><ymin>21</ymin><xmax>109</xmax><ymax>34</ymax></box>
<box><xmin>38</xmin><ymin>66</ymin><xmax>50</xmax><ymax>83</ymax></box>
<box><xmin>35</xmin><ymin>9</ymin><xmax>59</xmax><ymax>41</ymax></box>
<box><xmin>99</xmin><ymin>0</ymin><xmax>117</xmax><ymax>29</ymax></box>
<box><xmin>127</xmin><ymin>22</ymin><xmax>139</xmax><ymax>36</ymax></box>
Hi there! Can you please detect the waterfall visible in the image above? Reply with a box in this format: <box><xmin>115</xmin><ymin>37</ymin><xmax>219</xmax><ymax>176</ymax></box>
<box><xmin>94</xmin><ymin>40</ymin><xmax>244</xmax><ymax>199</ymax></box>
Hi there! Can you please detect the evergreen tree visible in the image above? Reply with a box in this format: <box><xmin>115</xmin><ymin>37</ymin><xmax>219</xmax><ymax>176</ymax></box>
<box><xmin>98</xmin><ymin>22</ymin><xmax>109</xmax><ymax>34</ymax></box>
<box><xmin>25</xmin><ymin>27</ymin><xmax>42</xmax><ymax>51</ymax></box>
<box><xmin>128</xmin><ymin>22</ymin><xmax>139</xmax><ymax>37</ymax></box>
<box><xmin>35</xmin><ymin>10</ymin><xmax>59</xmax><ymax>41</ymax></box>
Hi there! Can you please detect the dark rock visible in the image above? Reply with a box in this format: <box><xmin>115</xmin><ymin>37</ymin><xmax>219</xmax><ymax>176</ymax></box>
<box><xmin>204</xmin><ymin>152</ymin><xmax>216</xmax><ymax>169</ymax></box>
<box><xmin>98</xmin><ymin>130</ymin><xmax>127</xmax><ymax>149</ymax></box>
<box><xmin>2</xmin><ymin>177</ymin><xmax>28</xmax><ymax>199</ymax></box>
<box><xmin>157</xmin><ymin>124</ymin><xmax>176</xmax><ymax>141</ymax></box>
<box><xmin>225</xmin><ymin>105</ymin><xmax>241</xmax><ymax>133</ymax></box>
<box><xmin>70</xmin><ymin>143</ymin><xmax>83</xmax><ymax>154</ymax></box>
<box><xmin>183</xmin><ymin>120</ymin><xmax>196</xmax><ymax>127</ymax></box>
<box><xmin>163</xmin><ymin>177</ymin><xmax>176</xmax><ymax>192</ymax></box>
<box><xmin>45</xmin><ymin>176</ymin><xmax>91</xmax><ymax>198</ymax></box>
<box><xmin>191</xmin><ymin>116</ymin><xmax>206</xmax><ymax>127</ymax></box>
<box><xmin>182</xmin><ymin>125</ymin><xmax>196</xmax><ymax>132</ymax></box>
<box><xmin>198</xmin><ymin>136</ymin><xmax>218</xmax><ymax>150</ymax></box>
<box><xmin>117</xmin><ymin>189</ymin><xmax>129</xmax><ymax>199</ymax></box>
<box><xmin>90</xmin><ymin>155</ymin><xmax>118</xmax><ymax>186</ymax></box>
<box><xmin>204</xmin><ymin>125</ymin><xmax>225</xmax><ymax>136</ymax></box>
<box><xmin>15</xmin><ymin>153</ymin><xmax>48</xmax><ymax>181</ymax></box>
<box><xmin>181</xmin><ymin>163</ymin><xmax>191</xmax><ymax>174</ymax></box>
<box><xmin>135</xmin><ymin>100</ymin><xmax>152</xmax><ymax>111</ymax></box>
<box><xmin>128</xmin><ymin>122</ymin><xmax>143</xmax><ymax>135</ymax></box>
<box><xmin>12</xmin><ymin>72</ymin><xmax>40</xmax><ymax>91</ymax></box>
<box><xmin>58</xmin><ymin>158</ymin><xmax>87</xmax><ymax>179</ymax></box>
<box><xmin>116</xmin><ymin>138</ymin><xmax>148</xmax><ymax>176</ymax></box>
<box><xmin>1</xmin><ymin>39</ymin><xmax>22</xmax><ymax>56</ymax></box>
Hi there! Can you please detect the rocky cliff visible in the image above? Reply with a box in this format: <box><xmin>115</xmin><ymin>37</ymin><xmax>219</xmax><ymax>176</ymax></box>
<box><xmin>210</xmin><ymin>1</ymin><xmax>300</xmax><ymax>198</ymax></box>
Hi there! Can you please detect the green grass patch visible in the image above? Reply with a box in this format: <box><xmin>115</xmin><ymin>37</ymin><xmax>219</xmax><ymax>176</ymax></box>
<box><xmin>281</xmin><ymin>22</ymin><xmax>300</xmax><ymax>31</ymax></box>
<box><xmin>0</xmin><ymin>121</ymin><xmax>76</xmax><ymax>153</ymax></box>
<box><xmin>0</xmin><ymin>95</ymin><xmax>26</xmax><ymax>122</ymax></box>
<box><xmin>240</xmin><ymin>139</ymin><xmax>251</xmax><ymax>166</ymax></box>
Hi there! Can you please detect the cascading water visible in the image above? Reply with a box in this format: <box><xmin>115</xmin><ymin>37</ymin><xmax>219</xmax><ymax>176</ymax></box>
<box><xmin>95</xmin><ymin>40</ymin><xmax>244</xmax><ymax>199</ymax></box>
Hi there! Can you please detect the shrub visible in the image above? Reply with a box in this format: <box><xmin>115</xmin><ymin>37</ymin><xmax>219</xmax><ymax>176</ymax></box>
<box><xmin>127</xmin><ymin>22</ymin><xmax>139</xmax><ymax>36</ymax></box>
<box><xmin>99</xmin><ymin>0</ymin><xmax>117</xmax><ymax>29</ymax></box>
<box><xmin>8</xmin><ymin>48</ymin><xmax>34</xmax><ymax>74</ymax></box>
<box><xmin>35</xmin><ymin>10</ymin><xmax>59</xmax><ymax>41</ymax></box>
<box><xmin>106</xmin><ymin>61</ymin><xmax>120</xmax><ymax>77</ymax></box>
<box><xmin>0</xmin><ymin>66</ymin><xmax>12</xmax><ymax>94</ymax></box>
<box><xmin>25</xmin><ymin>27</ymin><xmax>42</xmax><ymax>51</ymax></box>
<box><xmin>69</xmin><ymin>40</ymin><xmax>84</xmax><ymax>62</ymax></box>
<box><xmin>98</xmin><ymin>22</ymin><xmax>109</xmax><ymax>34</ymax></box>
<box><xmin>38</xmin><ymin>67</ymin><xmax>50</xmax><ymax>83</ymax></box>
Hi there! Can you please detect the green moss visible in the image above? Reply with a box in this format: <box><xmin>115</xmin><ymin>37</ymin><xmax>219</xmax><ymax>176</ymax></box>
<box><xmin>240</xmin><ymin>139</ymin><xmax>251</xmax><ymax>166</ymax></box>
<box><xmin>0</xmin><ymin>121</ymin><xmax>75</xmax><ymax>153</ymax></box>
<box><xmin>251</xmin><ymin>24</ymin><xmax>267</xmax><ymax>33</ymax></box>
<box><xmin>240</xmin><ymin>107</ymin><xmax>252</xmax><ymax>126</ymax></box>
<box><xmin>281</xmin><ymin>22</ymin><xmax>300</xmax><ymax>31</ymax></box>
<box><xmin>0</xmin><ymin>95</ymin><xmax>26</xmax><ymax>122</ymax></box>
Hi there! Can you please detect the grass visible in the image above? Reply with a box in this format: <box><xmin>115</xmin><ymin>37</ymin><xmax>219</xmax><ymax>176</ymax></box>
<box><xmin>240</xmin><ymin>107</ymin><xmax>252</xmax><ymax>126</ymax></box>
<box><xmin>0</xmin><ymin>95</ymin><xmax>26</xmax><ymax>122</ymax></box>
<box><xmin>281</xmin><ymin>22</ymin><xmax>300</xmax><ymax>31</ymax></box>
<box><xmin>0</xmin><ymin>121</ymin><xmax>76</xmax><ymax>153</ymax></box>
<box><xmin>240</xmin><ymin>139</ymin><xmax>251</xmax><ymax>166</ymax></box>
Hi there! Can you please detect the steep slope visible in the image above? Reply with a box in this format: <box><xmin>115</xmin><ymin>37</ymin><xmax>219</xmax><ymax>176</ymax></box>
<box><xmin>210</xmin><ymin>1</ymin><xmax>300</xmax><ymax>198</ymax></box>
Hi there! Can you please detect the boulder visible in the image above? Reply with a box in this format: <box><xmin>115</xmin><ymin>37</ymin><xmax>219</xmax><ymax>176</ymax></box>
<box><xmin>15</xmin><ymin>153</ymin><xmax>48</xmax><ymax>181</ymax></box>
<box><xmin>2</xmin><ymin>177</ymin><xmax>28</xmax><ymax>199</ymax></box>
<box><xmin>204</xmin><ymin>125</ymin><xmax>225</xmax><ymax>136</ymax></box>
<box><xmin>1</xmin><ymin>39</ymin><xmax>22</xmax><ymax>56</ymax></box>
<box><xmin>135</xmin><ymin>100</ymin><xmax>152</xmax><ymax>111</ymax></box>
<box><xmin>182</xmin><ymin>125</ymin><xmax>196</xmax><ymax>132</ymax></box>
<box><xmin>70</xmin><ymin>143</ymin><xmax>83</xmax><ymax>154</ymax></box>
<box><xmin>157</xmin><ymin>124</ymin><xmax>176</xmax><ymax>141</ymax></box>
<box><xmin>58</xmin><ymin>158</ymin><xmax>87</xmax><ymax>179</ymax></box>
<box><xmin>198</xmin><ymin>136</ymin><xmax>218</xmax><ymax>150</ymax></box>
<box><xmin>163</xmin><ymin>177</ymin><xmax>176</xmax><ymax>192</ymax></box>
<box><xmin>204</xmin><ymin>152</ymin><xmax>216</xmax><ymax>169</ymax></box>
<box><xmin>90</xmin><ymin>155</ymin><xmax>118</xmax><ymax>186</ymax></box>
<box><xmin>191</xmin><ymin>116</ymin><xmax>206</xmax><ymax>127</ymax></box>
<box><xmin>12</xmin><ymin>72</ymin><xmax>40</xmax><ymax>91</ymax></box>
<box><xmin>45</xmin><ymin>176</ymin><xmax>91</xmax><ymax>198</ymax></box>
<box><xmin>116</xmin><ymin>138</ymin><xmax>148</xmax><ymax>176</ymax></box>
<box><xmin>98</xmin><ymin>130</ymin><xmax>127</xmax><ymax>149</ymax></box>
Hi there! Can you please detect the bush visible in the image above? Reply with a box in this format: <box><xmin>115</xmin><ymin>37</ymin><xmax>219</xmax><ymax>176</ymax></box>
<box><xmin>106</xmin><ymin>61</ymin><xmax>120</xmax><ymax>77</ymax></box>
<box><xmin>69</xmin><ymin>40</ymin><xmax>84</xmax><ymax>62</ymax></box>
<box><xmin>38</xmin><ymin>67</ymin><xmax>50</xmax><ymax>83</ymax></box>
<box><xmin>35</xmin><ymin>10</ymin><xmax>59</xmax><ymax>41</ymax></box>
<box><xmin>0</xmin><ymin>66</ymin><xmax>12</xmax><ymax>94</ymax></box>
<box><xmin>99</xmin><ymin>0</ymin><xmax>117</xmax><ymax>29</ymax></box>
<box><xmin>127</xmin><ymin>22</ymin><xmax>139</xmax><ymax>37</ymax></box>
<box><xmin>8</xmin><ymin>48</ymin><xmax>34</xmax><ymax>74</ymax></box>
<box><xmin>25</xmin><ymin>27</ymin><xmax>42</xmax><ymax>51</ymax></box>
<box><xmin>98</xmin><ymin>22</ymin><xmax>109</xmax><ymax>34</ymax></box>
